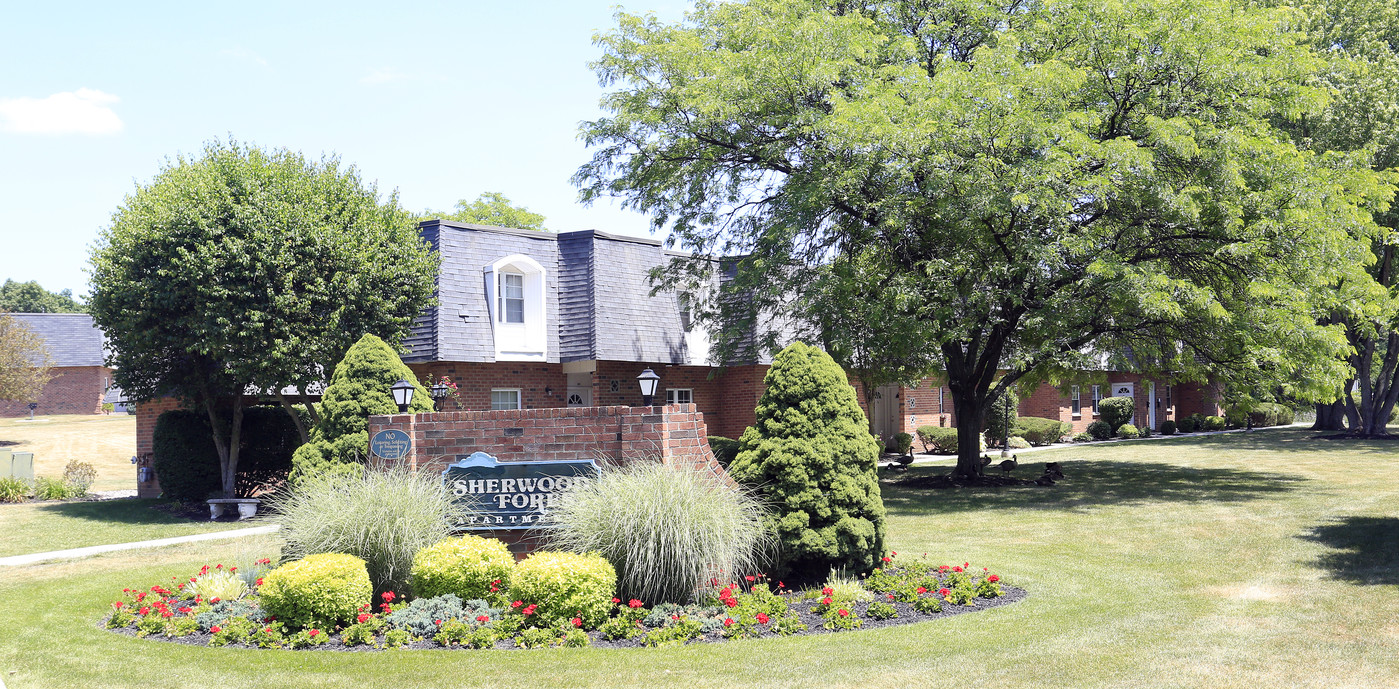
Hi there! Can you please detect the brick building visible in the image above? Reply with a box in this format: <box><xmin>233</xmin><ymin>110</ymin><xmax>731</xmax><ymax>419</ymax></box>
<box><xmin>0</xmin><ymin>313</ymin><xmax>112</xmax><ymax>418</ymax></box>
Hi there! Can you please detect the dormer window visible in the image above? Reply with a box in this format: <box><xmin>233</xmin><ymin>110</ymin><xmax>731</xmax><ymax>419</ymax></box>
<box><xmin>485</xmin><ymin>254</ymin><xmax>547</xmax><ymax>361</ymax></box>
<box><xmin>499</xmin><ymin>272</ymin><xmax>525</xmax><ymax>324</ymax></box>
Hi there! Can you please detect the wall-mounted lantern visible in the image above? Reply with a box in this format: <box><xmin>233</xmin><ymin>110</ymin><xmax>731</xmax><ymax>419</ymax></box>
<box><xmin>429</xmin><ymin>381</ymin><xmax>450</xmax><ymax>411</ymax></box>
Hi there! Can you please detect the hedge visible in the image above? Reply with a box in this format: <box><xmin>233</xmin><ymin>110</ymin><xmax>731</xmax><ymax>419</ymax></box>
<box><xmin>152</xmin><ymin>406</ymin><xmax>304</xmax><ymax>502</ymax></box>
<box><xmin>1011</xmin><ymin>417</ymin><xmax>1071</xmax><ymax>446</ymax></box>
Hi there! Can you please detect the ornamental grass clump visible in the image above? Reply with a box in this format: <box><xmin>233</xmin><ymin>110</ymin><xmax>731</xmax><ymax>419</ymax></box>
<box><xmin>263</xmin><ymin>465</ymin><xmax>468</xmax><ymax>595</ymax></box>
<box><xmin>538</xmin><ymin>461</ymin><xmax>771</xmax><ymax>605</ymax></box>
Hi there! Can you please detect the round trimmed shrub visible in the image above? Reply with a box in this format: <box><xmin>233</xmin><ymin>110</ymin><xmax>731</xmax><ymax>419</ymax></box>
<box><xmin>1099</xmin><ymin>396</ymin><xmax>1135</xmax><ymax>431</ymax></box>
<box><xmin>1117</xmin><ymin>424</ymin><xmax>1140</xmax><ymax>439</ymax></box>
<box><xmin>729</xmin><ymin>342</ymin><xmax>887</xmax><ymax>586</ymax></box>
<box><xmin>1073</xmin><ymin>431</ymin><xmax>1093</xmax><ymax>442</ymax></box>
<box><xmin>1178</xmin><ymin>414</ymin><xmax>1203</xmax><ymax>433</ymax></box>
<box><xmin>510</xmin><ymin>551</ymin><xmax>616</xmax><ymax>627</ymax></box>
<box><xmin>258</xmin><ymin>553</ymin><xmax>372</xmax><ymax>631</ymax></box>
<box><xmin>1160</xmin><ymin>420</ymin><xmax>1177</xmax><ymax>435</ymax></box>
<box><xmin>1203</xmin><ymin>415</ymin><xmax>1227</xmax><ymax>431</ymax></box>
<box><xmin>1086</xmin><ymin>420</ymin><xmax>1112</xmax><ymax>440</ymax></box>
<box><xmin>411</xmin><ymin>535</ymin><xmax>515</xmax><ymax>602</ymax></box>
<box><xmin>1007</xmin><ymin>435</ymin><xmax>1031</xmax><ymax>449</ymax></box>
<box><xmin>984</xmin><ymin>388</ymin><xmax>1019</xmax><ymax>446</ymax></box>
<box><xmin>893</xmin><ymin>431</ymin><xmax>914</xmax><ymax>456</ymax></box>
<box><xmin>1012</xmin><ymin>417</ymin><xmax>1071</xmax><ymax>446</ymax></box>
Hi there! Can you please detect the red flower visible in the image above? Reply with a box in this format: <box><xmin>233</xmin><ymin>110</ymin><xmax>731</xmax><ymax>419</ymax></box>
<box><xmin>938</xmin><ymin>588</ymin><xmax>950</xmax><ymax>597</ymax></box>
<box><xmin>756</xmin><ymin>613</ymin><xmax>769</xmax><ymax>624</ymax></box>
<box><xmin>136</xmin><ymin>593</ymin><xmax>146</xmax><ymax>602</ymax></box>
<box><xmin>612</xmin><ymin>597</ymin><xmax>621</xmax><ymax>604</ymax></box>
<box><xmin>724</xmin><ymin>598</ymin><xmax>738</xmax><ymax>608</ymax></box>
<box><xmin>891</xmin><ymin>551</ymin><xmax>897</xmax><ymax>556</ymax></box>
<box><xmin>671</xmin><ymin>615</ymin><xmax>679</xmax><ymax>621</ymax></box>
<box><xmin>821</xmin><ymin>597</ymin><xmax>833</xmax><ymax>606</ymax></box>
<box><xmin>113</xmin><ymin>602</ymin><xmax>123</xmax><ymax>608</ymax></box>
<box><xmin>522</xmin><ymin>604</ymin><xmax>538</xmax><ymax>616</ymax></box>
<box><xmin>357</xmin><ymin>614</ymin><xmax>370</xmax><ymax>624</ymax></box>
<box><xmin>511</xmin><ymin>600</ymin><xmax>523</xmax><ymax>609</ymax></box>
<box><xmin>952</xmin><ymin>566</ymin><xmax>962</xmax><ymax>573</ymax></box>
<box><xmin>881</xmin><ymin>557</ymin><xmax>892</xmax><ymax>563</ymax></box>
<box><xmin>263</xmin><ymin>627</ymin><xmax>272</xmax><ymax>634</ymax></box>
<box><xmin>887</xmin><ymin>594</ymin><xmax>895</xmax><ymax>600</ymax></box>
<box><xmin>210</xmin><ymin>625</ymin><xmax>221</xmax><ymax>633</ymax></box>
<box><xmin>628</xmin><ymin>599</ymin><xmax>643</xmax><ymax>609</ymax></box>
<box><xmin>256</xmin><ymin>578</ymin><xmax>264</xmax><ymax>587</ymax></box>
<box><xmin>215</xmin><ymin>564</ymin><xmax>222</xmax><ymax>569</ymax></box>
<box><xmin>189</xmin><ymin>577</ymin><xmax>197</xmax><ymax>583</ymax></box>
<box><xmin>939</xmin><ymin>565</ymin><xmax>950</xmax><ymax>572</ymax></box>
<box><xmin>837</xmin><ymin>609</ymin><xmax>849</xmax><ymax>617</ymax></box>
<box><xmin>822</xmin><ymin>587</ymin><xmax>834</xmax><ymax>596</ymax></box>
<box><xmin>161</xmin><ymin>611</ymin><xmax>173</xmax><ymax>618</ymax></box>
<box><xmin>178</xmin><ymin>606</ymin><xmax>192</xmax><ymax>614</ymax></box>
<box><xmin>210</xmin><ymin>597</ymin><xmax>221</xmax><ymax>604</ymax></box>
<box><xmin>916</xmin><ymin>587</ymin><xmax>927</xmax><ymax>594</ymax></box>
<box><xmin>710</xmin><ymin>578</ymin><xmax>718</xmax><ymax>587</ymax></box>
<box><xmin>963</xmin><ymin>562</ymin><xmax>969</xmax><ymax>568</ymax></box>
<box><xmin>476</xmin><ymin>615</ymin><xmax>490</xmax><ymax>623</ymax></box>
<box><xmin>777</xmin><ymin>581</ymin><xmax>785</xmax><ymax>589</ymax></box>
<box><xmin>723</xmin><ymin>618</ymin><xmax>734</xmax><ymax>627</ymax></box>
<box><xmin>138</xmin><ymin>607</ymin><xmax>150</xmax><ymax>616</ymax></box>
<box><xmin>745</xmin><ymin>575</ymin><xmax>755</xmax><ymax>582</ymax></box>
<box><xmin>571</xmin><ymin>617</ymin><xmax>583</xmax><ymax>628</ymax></box>
<box><xmin>435</xmin><ymin>620</ymin><xmax>442</xmax><ymax>625</ymax></box>
<box><xmin>381</xmin><ymin>591</ymin><xmax>396</xmax><ymax>603</ymax></box>
<box><xmin>309</xmin><ymin>629</ymin><xmax>319</xmax><ymax>637</ymax></box>
<box><xmin>988</xmin><ymin>575</ymin><xmax>1000</xmax><ymax>583</ymax></box>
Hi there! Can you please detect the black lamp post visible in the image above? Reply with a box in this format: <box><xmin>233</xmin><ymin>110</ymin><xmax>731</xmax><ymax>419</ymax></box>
<box><xmin>1000</xmin><ymin>394</ymin><xmax>1011</xmax><ymax>459</ymax></box>
<box><xmin>637</xmin><ymin>368</ymin><xmax>660</xmax><ymax>407</ymax></box>
<box><xmin>429</xmin><ymin>381</ymin><xmax>450</xmax><ymax>411</ymax></box>
<box><xmin>391</xmin><ymin>379</ymin><xmax>416</xmax><ymax>413</ymax></box>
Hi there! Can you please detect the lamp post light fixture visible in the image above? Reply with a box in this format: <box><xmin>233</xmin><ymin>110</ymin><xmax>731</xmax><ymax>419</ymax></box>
<box><xmin>636</xmin><ymin>368</ymin><xmax>661</xmax><ymax>407</ymax></box>
<box><xmin>429</xmin><ymin>381</ymin><xmax>450</xmax><ymax>411</ymax></box>
<box><xmin>390</xmin><ymin>379</ymin><xmax>416</xmax><ymax>413</ymax></box>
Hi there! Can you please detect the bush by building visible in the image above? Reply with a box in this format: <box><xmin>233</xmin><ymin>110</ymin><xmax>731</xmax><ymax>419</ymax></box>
<box><xmin>707</xmin><ymin>436</ymin><xmax>740</xmax><ymax>467</ymax></box>
<box><xmin>983</xmin><ymin>388</ymin><xmax>1019</xmax><ymax>446</ymax></box>
<box><xmin>152</xmin><ymin>406</ymin><xmax>302</xmax><ymax>502</ymax></box>
<box><xmin>1099</xmin><ymin>396</ymin><xmax>1135</xmax><ymax>432</ymax></box>
<box><xmin>1117</xmin><ymin>424</ymin><xmax>1140</xmax><ymax>439</ymax></box>
<box><xmin>1012</xmin><ymin>417</ymin><xmax>1071</xmax><ymax>446</ymax></box>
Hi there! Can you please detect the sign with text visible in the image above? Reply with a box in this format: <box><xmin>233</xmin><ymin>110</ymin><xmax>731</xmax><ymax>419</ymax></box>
<box><xmin>442</xmin><ymin>452</ymin><xmax>600</xmax><ymax>530</ymax></box>
<box><xmin>370</xmin><ymin>429</ymin><xmax>412</xmax><ymax>460</ymax></box>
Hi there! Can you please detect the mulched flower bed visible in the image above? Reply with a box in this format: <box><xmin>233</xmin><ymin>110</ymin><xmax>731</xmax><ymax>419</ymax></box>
<box><xmin>102</xmin><ymin>559</ymin><xmax>1025</xmax><ymax>651</ymax></box>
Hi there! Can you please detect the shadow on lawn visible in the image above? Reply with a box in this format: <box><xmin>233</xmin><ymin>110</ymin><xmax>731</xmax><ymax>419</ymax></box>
<box><xmin>1299</xmin><ymin>517</ymin><xmax>1399</xmax><ymax>586</ymax></box>
<box><xmin>30</xmin><ymin>498</ymin><xmax>199</xmax><ymax>526</ymax></box>
<box><xmin>882</xmin><ymin>459</ymin><xmax>1305</xmax><ymax>515</ymax></box>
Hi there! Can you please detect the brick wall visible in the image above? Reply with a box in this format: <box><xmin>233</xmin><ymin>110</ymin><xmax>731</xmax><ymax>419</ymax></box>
<box><xmin>0</xmin><ymin>365</ymin><xmax>112</xmax><ymax>417</ymax></box>
<box><xmin>134</xmin><ymin>397</ymin><xmax>183</xmax><ymax>498</ymax></box>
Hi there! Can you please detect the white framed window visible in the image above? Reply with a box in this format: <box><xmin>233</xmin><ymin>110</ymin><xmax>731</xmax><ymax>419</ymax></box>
<box><xmin>490</xmin><ymin>389</ymin><xmax>521</xmax><ymax>411</ymax></box>
<box><xmin>1091</xmin><ymin>384</ymin><xmax>1101</xmax><ymax>414</ymax></box>
<box><xmin>666</xmin><ymin>388</ymin><xmax>693</xmax><ymax>405</ymax></box>
<box><xmin>1071</xmin><ymin>385</ymin><xmax>1081</xmax><ymax>416</ymax></box>
<box><xmin>1165</xmin><ymin>384</ymin><xmax>1173</xmax><ymax>409</ymax></box>
<box><xmin>498</xmin><ymin>272</ymin><xmax>524</xmax><ymax>324</ymax></box>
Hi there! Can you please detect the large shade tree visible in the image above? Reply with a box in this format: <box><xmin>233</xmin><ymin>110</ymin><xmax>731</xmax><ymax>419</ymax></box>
<box><xmin>0</xmin><ymin>312</ymin><xmax>53</xmax><ymax>403</ymax></box>
<box><xmin>89</xmin><ymin>139</ymin><xmax>438</xmax><ymax>497</ymax></box>
<box><xmin>576</xmin><ymin>0</ymin><xmax>1393</xmax><ymax>475</ymax></box>
<box><xmin>1274</xmin><ymin>0</ymin><xmax>1399</xmax><ymax>435</ymax></box>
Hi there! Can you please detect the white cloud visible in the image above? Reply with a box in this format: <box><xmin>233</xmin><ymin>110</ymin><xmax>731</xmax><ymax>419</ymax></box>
<box><xmin>221</xmin><ymin>46</ymin><xmax>269</xmax><ymax>67</ymax></box>
<box><xmin>0</xmin><ymin>89</ymin><xmax>124</xmax><ymax>135</ymax></box>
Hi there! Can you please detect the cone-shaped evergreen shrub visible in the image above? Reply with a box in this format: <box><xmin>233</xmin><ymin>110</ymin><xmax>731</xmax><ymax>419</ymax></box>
<box><xmin>728</xmin><ymin>341</ymin><xmax>887</xmax><ymax>586</ymax></box>
<box><xmin>290</xmin><ymin>334</ymin><xmax>433</xmax><ymax>484</ymax></box>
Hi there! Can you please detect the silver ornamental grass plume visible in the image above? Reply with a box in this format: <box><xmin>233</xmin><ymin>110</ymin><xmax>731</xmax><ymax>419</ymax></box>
<box><xmin>262</xmin><ymin>465</ymin><xmax>470</xmax><ymax>595</ymax></box>
<box><xmin>537</xmin><ymin>461</ymin><xmax>772</xmax><ymax>606</ymax></box>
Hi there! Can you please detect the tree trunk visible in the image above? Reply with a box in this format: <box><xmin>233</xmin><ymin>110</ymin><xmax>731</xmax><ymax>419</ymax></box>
<box><xmin>951</xmin><ymin>390</ymin><xmax>986</xmax><ymax>478</ymax></box>
<box><xmin>203</xmin><ymin>394</ymin><xmax>245</xmax><ymax>499</ymax></box>
<box><xmin>302</xmin><ymin>395</ymin><xmax>320</xmax><ymax>426</ymax></box>
<box><xmin>1312</xmin><ymin>400</ymin><xmax>1347</xmax><ymax>431</ymax></box>
<box><xmin>276</xmin><ymin>391</ymin><xmax>310</xmax><ymax>444</ymax></box>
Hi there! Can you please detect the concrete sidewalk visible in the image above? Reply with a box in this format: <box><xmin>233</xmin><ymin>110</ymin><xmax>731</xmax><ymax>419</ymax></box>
<box><xmin>0</xmin><ymin>525</ymin><xmax>279</xmax><ymax>567</ymax></box>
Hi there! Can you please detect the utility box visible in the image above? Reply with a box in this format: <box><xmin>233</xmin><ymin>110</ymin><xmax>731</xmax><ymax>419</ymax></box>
<box><xmin>3</xmin><ymin>451</ymin><xmax>34</xmax><ymax>482</ymax></box>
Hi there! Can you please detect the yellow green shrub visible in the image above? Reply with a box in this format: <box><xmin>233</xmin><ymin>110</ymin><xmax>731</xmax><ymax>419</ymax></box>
<box><xmin>411</xmin><ymin>535</ymin><xmax>515</xmax><ymax>601</ymax></box>
<box><xmin>510</xmin><ymin>551</ymin><xmax>616</xmax><ymax>627</ymax></box>
<box><xmin>258</xmin><ymin>553</ymin><xmax>371</xmax><ymax>631</ymax></box>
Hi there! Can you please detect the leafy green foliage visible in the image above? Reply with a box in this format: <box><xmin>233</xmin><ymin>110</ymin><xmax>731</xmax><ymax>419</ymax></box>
<box><xmin>984</xmin><ymin>389</ymin><xmax>1019</xmax><ymax>446</ymax></box>
<box><xmin>1012</xmin><ymin>417</ymin><xmax>1071</xmax><ymax>446</ymax></box>
<box><xmin>1203</xmin><ymin>416</ymin><xmax>1227</xmax><ymax>431</ymax></box>
<box><xmin>0</xmin><ymin>477</ymin><xmax>27</xmax><ymax>503</ymax></box>
<box><xmin>893</xmin><ymin>432</ymin><xmax>913</xmax><ymax>456</ymax></box>
<box><xmin>88</xmin><ymin>138</ymin><xmax>438</xmax><ymax>496</ymax></box>
<box><xmin>410</xmin><ymin>535</ymin><xmax>515</xmax><ymax>602</ymax></box>
<box><xmin>0</xmin><ymin>312</ymin><xmax>51</xmax><ymax>403</ymax></box>
<box><xmin>264</xmin><ymin>466</ymin><xmax>467</xmax><ymax>596</ymax></box>
<box><xmin>1099</xmin><ymin>397</ymin><xmax>1136</xmax><ymax>432</ymax></box>
<box><xmin>1161</xmin><ymin>420</ymin><xmax>1177</xmax><ymax>435</ymax></box>
<box><xmin>1117</xmin><ymin>424</ymin><xmax>1140</xmax><ymax>439</ymax></box>
<box><xmin>1247</xmin><ymin>403</ymin><xmax>1295</xmax><ymax>427</ymax></box>
<box><xmin>916</xmin><ymin>426</ymin><xmax>958</xmax><ymax>453</ymax></box>
<box><xmin>0</xmin><ymin>279</ymin><xmax>85</xmax><ymax>313</ymax></box>
<box><xmin>1087</xmin><ymin>421</ymin><xmax>1113</xmax><ymax>441</ymax></box>
<box><xmin>31</xmin><ymin>477</ymin><xmax>73</xmax><ymax>500</ymax></box>
<box><xmin>510</xmin><ymin>552</ymin><xmax>617</xmax><ymax>627</ymax></box>
<box><xmin>61</xmin><ymin>460</ymin><xmax>96</xmax><ymax>496</ymax></box>
<box><xmin>729</xmin><ymin>342</ymin><xmax>887</xmax><ymax>586</ymax></box>
<box><xmin>152</xmin><ymin>407</ymin><xmax>302</xmax><ymax>501</ymax></box>
<box><xmin>258</xmin><ymin>554</ymin><xmax>373</xmax><ymax>631</ymax></box>
<box><xmin>706</xmin><ymin>436</ymin><xmax>740</xmax><ymax>467</ymax></box>
<box><xmin>290</xmin><ymin>334</ymin><xmax>433</xmax><ymax>483</ymax></box>
<box><xmin>540</xmin><ymin>461</ymin><xmax>770</xmax><ymax>605</ymax></box>
<box><xmin>426</xmin><ymin>192</ymin><xmax>548</xmax><ymax>231</ymax></box>
<box><xmin>578</xmin><ymin>0</ymin><xmax>1387</xmax><ymax>476</ymax></box>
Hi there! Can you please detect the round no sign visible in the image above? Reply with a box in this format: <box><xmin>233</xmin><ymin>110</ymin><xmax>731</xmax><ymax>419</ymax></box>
<box><xmin>370</xmin><ymin>429</ymin><xmax>412</xmax><ymax>459</ymax></box>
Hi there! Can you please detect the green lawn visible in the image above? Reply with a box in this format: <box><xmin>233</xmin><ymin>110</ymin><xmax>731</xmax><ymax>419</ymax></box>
<box><xmin>0</xmin><ymin>414</ymin><xmax>137</xmax><ymax>492</ymax></box>
<box><xmin>0</xmin><ymin>499</ymin><xmax>249</xmax><ymax>558</ymax></box>
<box><xmin>1</xmin><ymin>427</ymin><xmax>1396</xmax><ymax>688</ymax></box>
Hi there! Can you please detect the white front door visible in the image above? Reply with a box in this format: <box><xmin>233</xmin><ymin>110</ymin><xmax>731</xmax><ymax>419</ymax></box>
<box><xmin>566</xmin><ymin>372</ymin><xmax>591</xmax><ymax>407</ymax></box>
<box><xmin>872</xmin><ymin>385</ymin><xmax>900</xmax><ymax>446</ymax></box>
<box><xmin>1147</xmin><ymin>382</ymin><xmax>1157</xmax><ymax>430</ymax></box>
<box><xmin>1112</xmin><ymin>382</ymin><xmax>1135</xmax><ymax>425</ymax></box>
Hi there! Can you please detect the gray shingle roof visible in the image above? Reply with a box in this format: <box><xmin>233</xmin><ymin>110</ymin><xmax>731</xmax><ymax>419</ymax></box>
<box><xmin>7</xmin><ymin>313</ymin><xmax>106</xmax><ymax>367</ymax></box>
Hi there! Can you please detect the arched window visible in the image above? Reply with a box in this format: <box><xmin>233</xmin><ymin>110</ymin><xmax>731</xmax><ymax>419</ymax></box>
<box><xmin>484</xmin><ymin>254</ymin><xmax>547</xmax><ymax>361</ymax></box>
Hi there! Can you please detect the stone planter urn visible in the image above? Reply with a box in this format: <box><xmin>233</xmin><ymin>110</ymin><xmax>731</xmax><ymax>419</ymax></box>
<box><xmin>206</xmin><ymin>498</ymin><xmax>260</xmax><ymax>521</ymax></box>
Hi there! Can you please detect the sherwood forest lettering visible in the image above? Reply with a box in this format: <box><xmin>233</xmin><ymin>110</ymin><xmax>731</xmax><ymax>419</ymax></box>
<box><xmin>442</xmin><ymin>452</ymin><xmax>600</xmax><ymax>529</ymax></box>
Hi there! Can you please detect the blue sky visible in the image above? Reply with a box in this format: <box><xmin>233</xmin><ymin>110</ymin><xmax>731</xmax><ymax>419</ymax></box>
<box><xmin>0</xmin><ymin>1</ymin><xmax>688</xmax><ymax>297</ymax></box>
